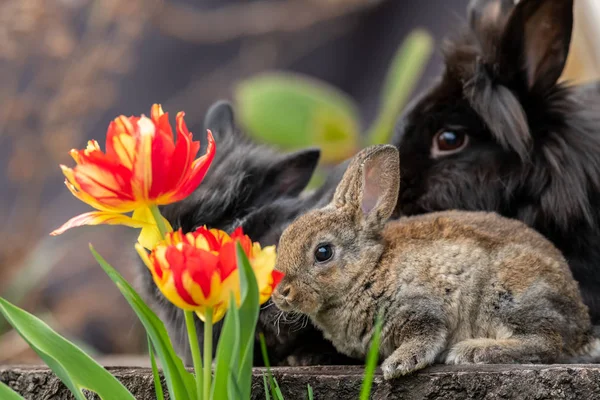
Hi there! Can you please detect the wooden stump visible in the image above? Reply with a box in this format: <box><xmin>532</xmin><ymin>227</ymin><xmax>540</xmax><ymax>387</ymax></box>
<box><xmin>2</xmin><ymin>364</ymin><xmax>600</xmax><ymax>399</ymax></box>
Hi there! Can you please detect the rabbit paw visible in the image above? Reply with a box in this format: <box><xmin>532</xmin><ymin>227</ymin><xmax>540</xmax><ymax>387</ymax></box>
<box><xmin>381</xmin><ymin>350</ymin><xmax>434</xmax><ymax>380</ymax></box>
<box><xmin>447</xmin><ymin>339</ymin><xmax>519</xmax><ymax>364</ymax></box>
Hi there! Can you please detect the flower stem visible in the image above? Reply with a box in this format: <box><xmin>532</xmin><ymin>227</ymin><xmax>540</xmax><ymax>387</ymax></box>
<box><xmin>185</xmin><ymin>311</ymin><xmax>204</xmax><ymax>400</ymax></box>
<box><xmin>203</xmin><ymin>308</ymin><xmax>214</xmax><ymax>400</ymax></box>
<box><xmin>149</xmin><ymin>205</ymin><xmax>169</xmax><ymax>240</ymax></box>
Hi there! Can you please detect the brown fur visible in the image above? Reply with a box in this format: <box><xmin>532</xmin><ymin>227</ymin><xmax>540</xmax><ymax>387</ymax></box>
<box><xmin>272</xmin><ymin>145</ymin><xmax>596</xmax><ymax>379</ymax></box>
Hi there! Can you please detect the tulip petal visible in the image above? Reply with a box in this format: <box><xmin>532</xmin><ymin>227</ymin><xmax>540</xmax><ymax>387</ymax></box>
<box><xmin>165</xmin><ymin>112</ymin><xmax>200</xmax><ymax>192</ymax></box>
<box><xmin>62</xmin><ymin>168</ymin><xmax>133</xmax><ymax>213</ymax></box>
<box><xmin>138</xmin><ymin>224</ymin><xmax>165</xmax><ymax>250</ymax></box>
<box><xmin>216</xmin><ymin>271</ymin><xmax>241</xmax><ymax>307</ymax></box>
<box><xmin>70</xmin><ymin>140</ymin><xmax>102</xmax><ymax>164</ymax></box>
<box><xmin>148</xmin><ymin>245</ymin><xmax>200</xmax><ymax>309</ymax></box>
<box><xmin>164</xmin><ymin>245</ymin><xmax>216</xmax><ymax>303</ymax></box>
<box><xmin>135</xmin><ymin>243</ymin><xmax>168</xmax><ymax>283</ymax></box>
<box><xmin>217</xmin><ymin>241</ymin><xmax>240</xmax><ymax>282</ymax></box>
<box><xmin>74</xmin><ymin>158</ymin><xmax>136</xmax><ymax>207</ymax></box>
<box><xmin>210</xmin><ymin>306</ymin><xmax>228</xmax><ymax>323</ymax></box>
<box><xmin>149</xmin><ymin>112</ymin><xmax>176</xmax><ymax>198</ymax></box>
<box><xmin>131</xmin><ymin>117</ymin><xmax>154</xmax><ymax>201</ymax></box>
<box><xmin>185</xmin><ymin>248</ymin><xmax>221</xmax><ymax>299</ymax></box>
<box><xmin>271</xmin><ymin>270</ymin><xmax>285</xmax><ymax>289</ymax></box>
<box><xmin>167</xmin><ymin>130</ymin><xmax>215</xmax><ymax>203</ymax></box>
<box><xmin>192</xmin><ymin>226</ymin><xmax>221</xmax><ymax>250</ymax></box>
<box><xmin>107</xmin><ymin>121</ymin><xmax>137</xmax><ymax>170</ymax></box>
<box><xmin>259</xmin><ymin>270</ymin><xmax>285</xmax><ymax>305</ymax></box>
<box><xmin>50</xmin><ymin>211</ymin><xmax>153</xmax><ymax>236</ymax></box>
<box><xmin>110</xmin><ymin>115</ymin><xmax>138</xmax><ymax>143</ymax></box>
<box><xmin>105</xmin><ymin>116</ymin><xmax>140</xmax><ymax>168</ymax></box>
<box><xmin>189</xmin><ymin>272</ymin><xmax>225</xmax><ymax>309</ymax></box>
<box><xmin>210</xmin><ymin>228</ymin><xmax>233</xmax><ymax>248</ymax></box>
<box><xmin>151</xmin><ymin>263</ymin><xmax>199</xmax><ymax>311</ymax></box>
<box><xmin>133</xmin><ymin>207</ymin><xmax>174</xmax><ymax>249</ymax></box>
<box><xmin>62</xmin><ymin>166</ymin><xmax>113</xmax><ymax>211</ymax></box>
<box><xmin>151</xmin><ymin>104</ymin><xmax>164</xmax><ymax>120</ymax></box>
<box><xmin>249</xmin><ymin>245</ymin><xmax>279</xmax><ymax>305</ymax></box>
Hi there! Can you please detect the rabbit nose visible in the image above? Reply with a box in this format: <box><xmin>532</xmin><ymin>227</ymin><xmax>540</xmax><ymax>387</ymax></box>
<box><xmin>280</xmin><ymin>285</ymin><xmax>292</xmax><ymax>298</ymax></box>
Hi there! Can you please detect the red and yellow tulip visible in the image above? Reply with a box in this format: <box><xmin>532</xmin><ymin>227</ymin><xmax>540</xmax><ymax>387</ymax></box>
<box><xmin>50</xmin><ymin>104</ymin><xmax>215</xmax><ymax>247</ymax></box>
<box><xmin>136</xmin><ymin>226</ymin><xmax>283</xmax><ymax>323</ymax></box>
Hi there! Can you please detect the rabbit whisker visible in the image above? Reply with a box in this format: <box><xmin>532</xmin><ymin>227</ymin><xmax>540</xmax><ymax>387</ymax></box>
<box><xmin>261</xmin><ymin>301</ymin><xmax>276</xmax><ymax>310</ymax></box>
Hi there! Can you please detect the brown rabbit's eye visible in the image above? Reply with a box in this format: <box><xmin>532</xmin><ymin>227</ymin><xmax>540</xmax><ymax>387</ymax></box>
<box><xmin>432</xmin><ymin>130</ymin><xmax>469</xmax><ymax>158</ymax></box>
<box><xmin>314</xmin><ymin>243</ymin><xmax>334</xmax><ymax>263</ymax></box>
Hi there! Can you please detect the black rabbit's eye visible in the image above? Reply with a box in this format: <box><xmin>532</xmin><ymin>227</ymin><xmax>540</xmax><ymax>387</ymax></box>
<box><xmin>314</xmin><ymin>243</ymin><xmax>334</xmax><ymax>263</ymax></box>
<box><xmin>432</xmin><ymin>130</ymin><xmax>469</xmax><ymax>157</ymax></box>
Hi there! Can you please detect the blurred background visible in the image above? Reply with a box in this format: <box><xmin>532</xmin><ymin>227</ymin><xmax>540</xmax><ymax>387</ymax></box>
<box><xmin>1</xmin><ymin>0</ymin><xmax>599</xmax><ymax>364</ymax></box>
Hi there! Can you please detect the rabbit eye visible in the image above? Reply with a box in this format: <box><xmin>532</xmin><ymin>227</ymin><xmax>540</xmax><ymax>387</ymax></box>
<box><xmin>432</xmin><ymin>130</ymin><xmax>469</xmax><ymax>157</ymax></box>
<box><xmin>314</xmin><ymin>243</ymin><xmax>334</xmax><ymax>263</ymax></box>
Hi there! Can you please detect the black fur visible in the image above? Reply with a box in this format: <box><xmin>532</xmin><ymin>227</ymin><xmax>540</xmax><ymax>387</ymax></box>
<box><xmin>138</xmin><ymin>101</ymin><xmax>356</xmax><ymax>366</ymax></box>
<box><xmin>393</xmin><ymin>0</ymin><xmax>600</xmax><ymax>322</ymax></box>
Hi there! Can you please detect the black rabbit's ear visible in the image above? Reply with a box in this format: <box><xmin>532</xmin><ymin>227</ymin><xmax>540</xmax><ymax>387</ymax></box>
<box><xmin>264</xmin><ymin>148</ymin><xmax>321</xmax><ymax>197</ymax></box>
<box><xmin>498</xmin><ymin>0</ymin><xmax>574</xmax><ymax>93</ymax></box>
<box><xmin>203</xmin><ymin>100</ymin><xmax>236</xmax><ymax>139</ymax></box>
<box><xmin>468</xmin><ymin>0</ymin><xmax>515</xmax><ymax>33</ymax></box>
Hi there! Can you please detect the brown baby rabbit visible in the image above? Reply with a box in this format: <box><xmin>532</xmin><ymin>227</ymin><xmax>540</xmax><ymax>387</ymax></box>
<box><xmin>272</xmin><ymin>144</ymin><xmax>599</xmax><ymax>379</ymax></box>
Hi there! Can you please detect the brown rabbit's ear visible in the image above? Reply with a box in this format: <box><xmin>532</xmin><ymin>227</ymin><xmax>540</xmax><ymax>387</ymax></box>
<box><xmin>497</xmin><ymin>0</ymin><xmax>573</xmax><ymax>94</ymax></box>
<box><xmin>333</xmin><ymin>145</ymin><xmax>400</xmax><ymax>232</ymax></box>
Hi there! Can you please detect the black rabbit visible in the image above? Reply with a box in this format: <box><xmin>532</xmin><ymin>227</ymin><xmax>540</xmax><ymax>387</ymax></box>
<box><xmin>393</xmin><ymin>0</ymin><xmax>600</xmax><ymax>323</ymax></box>
<box><xmin>137</xmin><ymin>101</ymin><xmax>356</xmax><ymax>366</ymax></box>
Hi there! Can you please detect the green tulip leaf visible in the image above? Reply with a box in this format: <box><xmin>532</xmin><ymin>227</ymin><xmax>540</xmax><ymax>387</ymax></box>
<box><xmin>259</xmin><ymin>333</ymin><xmax>284</xmax><ymax>400</ymax></box>
<box><xmin>0</xmin><ymin>297</ymin><xmax>136</xmax><ymax>400</ymax></box>
<box><xmin>0</xmin><ymin>381</ymin><xmax>25</xmax><ymax>400</ymax></box>
<box><xmin>90</xmin><ymin>245</ymin><xmax>195</xmax><ymax>400</ymax></box>
<box><xmin>359</xmin><ymin>311</ymin><xmax>384</xmax><ymax>400</ymax></box>
<box><xmin>366</xmin><ymin>29</ymin><xmax>434</xmax><ymax>145</ymax></box>
<box><xmin>263</xmin><ymin>375</ymin><xmax>272</xmax><ymax>400</ymax></box>
<box><xmin>148</xmin><ymin>336</ymin><xmax>165</xmax><ymax>400</ymax></box>
<box><xmin>235</xmin><ymin>73</ymin><xmax>360</xmax><ymax>164</ymax></box>
<box><xmin>212</xmin><ymin>293</ymin><xmax>240</xmax><ymax>399</ymax></box>
<box><xmin>235</xmin><ymin>243</ymin><xmax>261</xmax><ymax>399</ymax></box>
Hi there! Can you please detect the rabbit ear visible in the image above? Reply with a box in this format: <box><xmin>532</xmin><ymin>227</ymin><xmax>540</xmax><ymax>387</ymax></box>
<box><xmin>333</xmin><ymin>145</ymin><xmax>400</xmax><ymax>232</ymax></box>
<box><xmin>468</xmin><ymin>0</ymin><xmax>515</xmax><ymax>33</ymax></box>
<box><xmin>203</xmin><ymin>100</ymin><xmax>237</xmax><ymax>139</ymax></box>
<box><xmin>498</xmin><ymin>0</ymin><xmax>573</xmax><ymax>93</ymax></box>
<box><xmin>265</xmin><ymin>148</ymin><xmax>321</xmax><ymax>197</ymax></box>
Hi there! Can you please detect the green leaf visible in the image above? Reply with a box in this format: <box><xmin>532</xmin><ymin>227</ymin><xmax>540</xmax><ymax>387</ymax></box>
<box><xmin>263</xmin><ymin>375</ymin><xmax>272</xmax><ymax>400</ymax></box>
<box><xmin>212</xmin><ymin>294</ymin><xmax>239</xmax><ymax>399</ymax></box>
<box><xmin>366</xmin><ymin>29</ymin><xmax>434</xmax><ymax>146</ymax></box>
<box><xmin>234</xmin><ymin>72</ymin><xmax>361</xmax><ymax>164</ymax></box>
<box><xmin>0</xmin><ymin>381</ymin><xmax>25</xmax><ymax>400</ymax></box>
<box><xmin>226</xmin><ymin>303</ymin><xmax>242</xmax><ymax>399</ymax></box>
<box><xmin>259</xmin><ymin>334</ymin><xmax>284</xmax><ymax>400</ymax></box>
<box><xmin>148</xmin><ymin>336</ymin><xmax>165</xmax><ymax>400</ymax></box>
<box><xmin>307</xmin><ymin>384</ymin><xmax>314</xmax><ymax>400</ymax></box>
<box><xmin>90</xmin><ymin>245</ymin><xmax>195</xmax><ymax>400</ymax></box>
<box><xmin>236</xmin><ymin>243</ymin><xmax>261</xmax><ymax>399</ymax></box>
<box><xmin>229</xmin><ymin>369</ymin><xmax>244</xmax><ymax>400</ymax></box>
<box><xmin>359</xmin><ymin>312</ymin><xmax>384</xmax><ymax>400</ymax></box>
<box><xmin>0</xmin><ymin>297</ymin><xmax>135</xmax><ymax>400</ymax></box>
